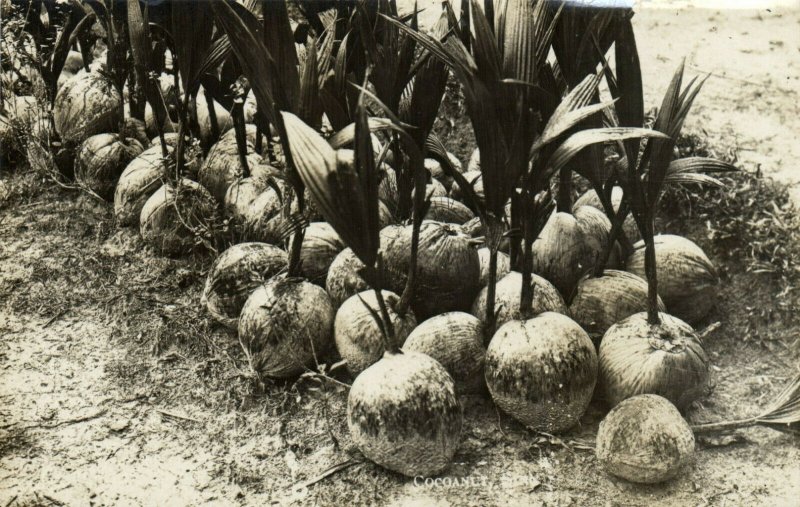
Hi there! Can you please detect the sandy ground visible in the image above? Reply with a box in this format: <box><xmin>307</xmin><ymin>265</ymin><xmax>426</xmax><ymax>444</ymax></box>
<box><xmin>1</xmin><ymin>4</ymin><xmax>799</xmax><ymax>507</ymax></box>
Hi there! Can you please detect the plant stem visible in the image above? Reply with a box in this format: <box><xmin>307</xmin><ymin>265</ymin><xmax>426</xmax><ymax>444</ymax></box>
<box><xmin>173</xmin><ymin>90</ymin><xmax>191</xmax><ymax>182</ymax></box>
<box><xmin>644</xmin><ymin>214</ymin><xmax>660</xmax><ymax>325</ymax></box>
<box><xmin>557</xmin><ymin>167</ymin><xmax>572</xmax><ymax>213</ymax></box>
<box><xmin>484</xmin><ymin>214</ymin><xmax>504</xmax><ymax>342</ymax></box>
<box><xmin>594</xmin><ymin>198</ymin><xmax>632</xmax><ymax>276</ymax></box>
<box><xmin>690</xmin><ymin>418</ymin><xmax>757</xmax><ymax>434</ymax></box>
<box><xmin>396</xmin><ymin>151</ymin><xmax>425</xmax><ymax>316</ymax></box>
<box><xmin>373</xmin><ymin>286</ymin><xmax>398</xmax><ymax>354</ymax></box>
<box><xmin>231</xmin><ymin>97</ymin><xmax>250</xmax><ymax>178</ymax></box>
<box><xmin>287</xmin><ymin>216</ymin><xmax>305</xmax><ymax>278</ymax></box>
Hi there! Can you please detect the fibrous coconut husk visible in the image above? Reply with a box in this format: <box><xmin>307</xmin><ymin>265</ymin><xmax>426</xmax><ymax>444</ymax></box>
<box><xmin>573</xmin><ymin>186</ymin><xmax>641</xmax><ymax>244</ymax></box>
<box><xmin>467</xmin><ymin>147</ymin><xmax>480</xmax><ymax>173</ymax></box>
<box><xmin>449</xmin><ymin>170</ymin><xmax>484</xmax><ymax>207</ymax></box>
<box><xmin>574</xmin><ymin>205</ymin><xmax>614</xmax><ymax>271</ymax></box>
<box><xmin>114</xmin><ymin>145</ymin><xmax>172</xmax><ymax>226</ymax></box>
<box><xmin>485</xmin><ymin>312</ymin><xmax>597</xmax><ymax>433</ymax></box>
<box><xmin>596</xmin><ymin>394</ymin><xmax>695</xmax><ymax>483</ymax></box>
<box><xmin>626</xmin><ymin>235</ymin><xmax>719</xmax><ymax>324</ymax></box>
<box><xmin>403</xmin><ymin>312</ymin><xmax>486</xmax><ymax>393</ymax></box>
<box><xmin>532</xmin><ymin>211</ymin><xmax>591</xmax><ymax>301</ymax></box>
<box><xmin>471</xmin><ymin>271</ymin><xmax>566</xmax><ymax>329</ymax></box>
<box><xmin>54</xmin><ymin>72</ymin><xmax>122</xmax><ymax>145</ymax></box>
<box><xmin>325</xmin><ymin>248</ymin><xmax>370</xmax><ymax>309</ymax></box>
<box><xmin>598</xmin><ymin>311</ymin><xmax>709</xmax><ymax>411</ymax></box>
<box><xmin>295</xmin><ymin>222</ymin><xmax>346</xmax><ymax>285</ymax></box>
<box><xmin>334</xmin><ymin>290</ymin><xmax>417</xmax><ymax>376</ymax></box>
<box><xmin>198</xmin><ymin>134</ymin><xmax>263</xmax><ymax>202</ymax></box>
<box><xmin>569</xmin><ymin>270</ymin><xmax>666</xmax><ymax>346</ymax></box>
<box><xmin>477</xmin><ymin>248</ymin><xmax>510</xmax><ymax>288</ymax></box>
<box><xmin>423</xmin><ymin>196</ymin><xmax>475</xmax><ymax>225</ymax></box>
<box><xmin>347</xmin><ymin>350</ymin><xmax>462</xmax><ymax>477</ymax></box>
<box><xmin>224</xmin><ymin>163</ymin><xmax>280</xmax><ymax>223</ymax></box>
<box><xmin>425</xmin><ymin>152</ymin><xmax>463</xmax><ymax>190</ymax></box>
<box><xmin>239</xmin><ymin>275</ymin><xmax>335</xmax><ymax>378</ymax></box>
<box><xmin>75</xmin><ymin>134</ymin><xmax>145</xmax><ymax>200</ymax></box>
<box><xmin>202</xmin><ymin>242</ymin><xmax>288</xmax><ymax>329</ymax></box>
<box><xmin>139</xmin><ymin>178</ymin><xmax>218</xmax><ymax>256</ymax></box>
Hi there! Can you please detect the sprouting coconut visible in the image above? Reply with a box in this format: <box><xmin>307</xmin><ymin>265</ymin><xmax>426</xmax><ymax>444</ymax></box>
<box><xmin>122</xmin><ymin>117</ymin><xmax>150</xmax><ymax>148</ymax></box>
<box><xmin>569</xmin><ymin>270</ymin><xmax>666</xmax><ymax>346</ymax></box>
<box><xmin>334</xmin><ymin>290</ymin><xmax>417</xmax><ymax>376</ymax></box>
<box><xmin>573</xmin><ymin>186</ymin><xmax>640</xmax><ymax>244</ymax></box>
<box><xmin>114</xmin><ymin>145</ymin><xmax>173</xmax><ymax>226</ymax></box>
<box><xmin>449</xmin><ymin>170</ymin><xmax>484</xmax><ymax>206</ymax></box>
<box><xmin>198</xmin><ymin>133</ymin><xmax>263</xmax><ymax>202</ymax></box>
<box><xmin>598</xmin><ymin>312</ymin><xmax>709</xmax><ymax>410</ymax></box>
<box><xmin>477</xmin><ymin>248</ymin><xmax>510</xmax><ymax>288</ymax></box>
<box><xmin>403</xmin><ymin>312</ymin><xmax>485</xmax><ymax>393</ymax></box>
<box><xmin>471</xmin><ymin>271</ymin><xmax>566</xmax><ymax>330</ymax></box>
<box><xmin>423</xmin><ymin>196</ymin><xmax>474</xmax><ymax>225</ymax></box>
<box><xmin>425</xmin><ymin>153</ymin><xmax>463</xmax><ymax>190</ymax></box>
<box><xmin>531</xmin><ymin>211</ymin><xmax>592</xmax><ymax>300</ymax></box>
<box><xmin>223</xmin><ymin>163</ymin><xmax>280</xmax><ymax>223</ymax></box>
<box><xmin>295</xmin><ymin>222</ymin><xmax>346</xmax><ymax>285</ymax></box>
<box><xmin>238</xmin><ymin>275</ymin><xmax>335</xmax><ymax>378</ymax></box>
<box><xmin>382</xmin><ymin>220</ymin><xmax>481</xmax><ymax>320</ymax></box>
<box><xmin>194</xmin><ymin>86</ymin><xmax>234</xmax><ymax>146</ymax></box>
<box><xmin>597</xmin><ymin>394</ymin><xmax>695</xmax><ymax>483</ymax></box>
<box><xmin>626</xmin><ymin>235</ymin><xmax>719</xmax><ymax>324</ymax></box>
<box><xmin>467</xmin><ymin>147</ymin><xmax>480</xmax><ymax>173</ymax></box>
<box><xmin>242</xmin><ymin>187</ymin><xmax>286</xmax><ymax>245</ymax></box>
<box><xmin>201</xmin><ymin>243</ymin><xmax>287</xmax><ymax>329</ymax></box>
<box><xmin>325</xmin><ymin>248</ymin><xmax>370</xmax><ymax>308</ymax></box>
<box><xmin>348</xmin><ymin>350</ymin><xmax>463</xmax><ymax>477</ymax></box>
<box><xmin>53</xmin><ymin>72</ymin><xmax>122</xmax><ymax>145</ymax></box>
<box><xmin>485</xmin><ymin>312</ymin><xmax>597</xmax><ymax>433</ymax></box>
<box><xmin>139</xmin><ymin>178</ymin><xmax>218</xmax><ymax>256</ymax></box>
<box><xmin>574</xmin><ymin>205</ymin><xmax>616</xmax><ymax>271</ymax></box>
<box><xmin>75</xmin><ymin>133</ymin><xmax>145</xmax><ymax>200</ymax></box>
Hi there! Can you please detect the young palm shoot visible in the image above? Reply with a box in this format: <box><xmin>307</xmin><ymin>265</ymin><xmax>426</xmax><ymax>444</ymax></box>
<box><xmin>283</xmin><ymin>88</ymin><xmax>462</xmax><ymax>477</ymax></box>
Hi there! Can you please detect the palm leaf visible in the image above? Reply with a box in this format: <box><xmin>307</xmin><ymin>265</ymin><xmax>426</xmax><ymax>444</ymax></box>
<box><xmin>172</xmin><ymin>2</ymin><xmax>214</xmax><ymax>95</ymax></box>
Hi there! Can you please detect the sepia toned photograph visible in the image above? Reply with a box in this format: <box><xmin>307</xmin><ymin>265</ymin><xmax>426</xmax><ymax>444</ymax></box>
<box><xmin>0</xmin><ymin>0</ymin><xmax>798</xmax><ymax>505</ymax></box>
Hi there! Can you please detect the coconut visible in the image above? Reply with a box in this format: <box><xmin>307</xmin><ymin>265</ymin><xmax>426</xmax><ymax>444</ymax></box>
<box><xmin>378</xmin><ymin>200</ymin><xmax>395</xmax><ymax>228</ymax></box>
<box><xmin>471</xmin><ymin>271</ymin><xmax>567</xmax><ymax>330</ymax></box>
<box><xmin>485</xmin><ymin>312</ymin><xmax>597</xmax><ymax>433</ymax></box>
<box><xmin>238</xmin><ymin>275</ymin><xmax>335</xmax><ymax>378</ymax></box>
<box><xmin>460</xmin><ymin>216</ymin><xmax>483</xmax><ymax>239</ymax></box>
<box><xmin>599</xmin><ymin>312</ymin><xmax>709</xmax><ymax>410</ymax></box>
<box><xmin>325</xmin><ymin>248</ymin><xmax>370</xmax><ymax>308</ymax></box>
<box><xmin>532</xmin><ymin>211</ymin><xmax>591</xmax><ymax>300</ymax></box>
<box><xmin>243</xmin><ymin>187</ymin><xmax>286</xmax><ymax>244</ymax></box>
<box><xmin>334</xmin><ymin>290</ymin><xmax>417</xmax><ymax>376</ymax></box>
<box><xmin>295</xmin><ymin>222</ymin><xmax>346</xmax><ymax>285</ymax></box>
<box><xmin>198</xmin><ymin>134</ymin><xmax>263</xmax><ymax>202</ymax></box>
<box><xmin>122</xmin><ymin>117</ymin><xmax>150</xmax><ymax>148</ymax></box>
<box><xmin>63</xmin><ymin>50</ymin><xmax>84</xmax><ymax>74</ymax></box>
<box><xmin>382</xmin><ymin>221</ymin><xmax>481</xmax><ymax>320</ymax></box>
<box><xmin>377</xmin><ymin>165</ymin><xmax>398</xmax><ymax>212</ymax></box>
<box><xmin>195</xmin><ymin>86</ymin><xmax>234</xmax><ymax>146</ymax></box>
<box><xmin>403</xmin><ymin>312</ymin><xmax>485</xmax><ymax>393</ymax></box>
<box><xmin>114</xmin><ymin>145</ymin><xmax>173</xmax><ymax>226</ymax></box>
<box><xmin>202</xmin><ymin>243</ymin><xmax>287</xmax><ymax>328</ymax></box>
<box><xmin>449</xmin><ymin>170</ymin><xmax>484</xmax><ymax>206</ymax></box>
<box><xmin>347</xmin><ymin>350</ymin><xmax>462</xmax><ymax>477</ymax></box>
<box><xmin>75</xmin><ymin>134</ymin><xmax>145</xmax><ymax>200</ymax></box>
<box><xmin>573</xmin><ymin>186</ymin><xmax>640</xmax><ymax>244</ymax></box>
<box><xmin>477</xmin><ymin>248</ymin><xmax>510</xmax><ymax>288</ymax></box>
<box><xmin>626</xmin><ymin>235</ymin><xmax>719</xmax><ymax>324</ymax></box>
<box><xmin>424</xmin><ymin>197</ymin><xmax>475</xmax><ymax>225</ymax></box>
<box><xmin>144</xmin><ymin>102</ymin><xmax>178</xmax><ymax>137</ymax></box>
<box><xmin>574</xmin><ymin>205</ymin><xmax>615</xmax><ymax>271</ymax></box>
<box><xmin>596</xmin><ymin>394</ymin><xmax>695</xmax><ymax>483</ymax></box>
<box><xmin>425</xmin><ymin>153</ymin><xmax>463</xmax><ymax>190</ymax></box>
<box><xmin>569</xmin><ymin>270</ymin><xmax>666</xmax><ymax>346</ymax></box>
<box><xmin>224</xmin><ymin>163</ymin><xmax>280</xmax><ymax>223</ymax></box>
<box><xmin>139</xmin><ymin>179</ymin><xmax>218</xmax><ymax>256</ymax></box>
<box><xmin>54</xmin><ymin>72</ymin><xmax>122</xmax><ymax>145</ymax></box>
<box><xmin>467</xmin><ymin>147</ymin><xmax>480</xmax><ymax>173</ymax></box>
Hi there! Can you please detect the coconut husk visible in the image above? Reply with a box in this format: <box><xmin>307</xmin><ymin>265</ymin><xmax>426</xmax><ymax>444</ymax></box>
<box><xmin>485</xmin><ymin>312</ymin><xmax>597</xmax><ymax>433</ymax></box>
<box><xmin>596</xmin><ymin>394</ymin><xmax>695</xmax><ymax>483</ymax></box>
<box><xmin>449</xmin><ymin>170</ymin><xmax>484</xmax><ymax>206</ymax></box>
<box><xmin>325</xmin><ymin>248</ymin><xmax>370</xmax><ymax>308</ymax></box>
<box><xmin>626</xmin><ymin>235</ymin><xmax>719</xmax><ymax>324</ymax></box>
<box><xmin>569</xmin><ymin>270</ymin><xmax>666</xmax><ymax>346</ymax></box>
<box><xmin>114</xmin><ymin>145</ymin><xmax>173</xmax><ymax>226</ymax></box>
<box><xmin>467</xmin><ymin>147</ymin><xmax>480</xmax><ymax>173</ymax></box>
<box><xmin>224</xmin><ymin>163</ymin><xmax>280</xmax><ymax>223</ymax></box>
<box><xmin>347</xmin><ymin>350</ymin><xmax>462</xmax><ymax>477</ymax></box>
<box><xmin>75</xmin><ymin>134</ymin><xmax>145</xmax><ymax>201</ymax></box>
<box><xmin>198</xmin><ymin>135</ymin><xmax>263</xmax><ymax>202</ymax></box>
<box><xmin>334</xmin><ymin>290</ymin><xmax>417</xmax><ymax>376</ymax></box>
<box><xmin>295</xmin><ymin>222</ymin><xmax>346</xmax><ymax>285</ymax></box>
<box><xmin>472</xmin><ymin>271</ymin><xmax>567</xmax><ymax>330</ymax></box>
<box><xmin>477</xmin><ymin>248</ymin><xmax>510</xmax><ymax>288</ymax></box>
<box><xmin>403</xmin><ymin>312</ymin><xmax>486</xmax><ymax>394</ymax></box>
<box><xmin>195</xmin><ymin>86</ymin><xmax>233</xmax><ymax>146</ymax></box>
<box><xmin>423</xmin><ymin>197</ymin><xmax>475</xmax><ymax>225</ymax></box>
<box><xmin>54</xmin><ymin>72</ymin><xmax>122</xmax><ymax>145</ymax></box>
<box><xmin>532</xmin><ymin>211</ymin><xmax>591</xmax><ymax>301</ymax></box>
<box><xmin>574</xmin><ymin>205</ymin><xmax>612</xmax><ymax>271</ymax></box>
<box><xmin>139</xmin><ymin>179</ymin><xmax>218</xmax><ymax>256</ymax></box>
<box><xmin>598</xmin><ymin>311</ymin><xmax>709</xmax><ymax>411</ymax></box>
<box><xmin>426</xmin><ymin>153</ymin><xmax>463</xmax><ymax>190</ymax></box>
<box><xmin>202</xmin><ymin>243</ymin><xmax>288</xmax><ymax>328</ymax></box>
<box><xmin>573</xmin><ymin>186</ymin><xmax>641</xmax><ymax>244</ymax></box>
<box><xmin>239</xmin><ymin>275</ymin><xmax>335</xmax><ymax>378</ymax></box>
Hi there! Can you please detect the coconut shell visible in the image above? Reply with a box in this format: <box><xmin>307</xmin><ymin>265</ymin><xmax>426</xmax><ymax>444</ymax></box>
<box><xmin>238</xmin><ymin>276</ymin><xmax>335</xmax><ymax>378</ymax></box>
<box><xmin>471</xmin><ymin>271</ymin><xmax>567</xmax><ymax>330</ymax></box>
<box><xmin>598</xmin><ymin>312</ymin><xmax>709</xmax><ymax>410</ymax></box>
<box><xmin>325</xmin><ymin>248</ymin><xmax>370</xmax><ymax>308</ymax></box>
<box><xmin>295</xmin><ymin>222</ymin><xmax>346</xmax><ymax>285</ymax></box>
<box><xmin>114</xmin><ymin>145</ymin><xmax>172</xmax><ymax>226</ymax></box>
<box><xmin>243</xmin><ymin>191</ymin><xmax>286</xmax><ymax>245</ymax></box>
<box><xmin>403</xmin><ymin>312</ymin><xmax>486</xmax><ymax>393</ymax></box>
<box><xmin>626</xmin><ymin>235</ymin><xmax>719</xmax><ymax>324</ymax></box>
<box><xmin>199</xmin><ymin>135</ymin><xmax>263</xmax><ymax>202</ymax></box>
<box><xmin>201</xmin><ymin>243</ymin><xmax>287</xmax><ymax>328</ymax></box>
<box><xmin>596</xmin><ymin>394</ymin><xmax>695</xmax><ymax>483</ymax></box>
<box><xmin>574</xmin><ymin>205</ymin><xmax>612</xmax><ymax>271</ymax></box>
<box><xmin>532</xmin><ymin>211</ymin><xmax>591</xmax><ymax>301</ymax></box>
<box><xmin>75</xmin><ymin>134</ymin><xmax>145</xmax><ymax>201</ymax></box>
<box><xmin>485</xmin><ymin>312</ymin><xmax>598</xmax><ymax>433</ymax></box>
<box><xmin>477</xmin><ymin>248</ymin><xmax>511</xmax><ymax>288</ymax></box>
<box><xmin>347</xmin><ymin>350</ymin><xmax>462</xmax><ymax>477</ymax></box>
<box><xmin>424</xmin><ymin>197</ymin><xmax>475</xmax><ymax>225</ymax></box>
<box><xmin>334</xmin><ymin>290</ymin><xmax>417</xmax><ymax>376</ymax></box>
<box><xmin>54</xmin><ymin>72</ymin><xmax>122</xmax><ymax>145</ymax></box>
<box><xmin>570</xmin><ymin>270</ymin><xmax>666</xmax><ymax>346</ymax></box>
<box><xmin>139</xmin><ymin>179</ymin><xmax>218</xmax><ymax>256</ymax></box>
<box><xmin>382</xmin><ymin>221</ymin><xmax>481</xmax><ymax>320</ymax></box>
<box><xmin>573</xmin><ymin>186</ymin><xmax>641</xmax><ymax>244</ymax></box>
<box><xmin>224</xmin><ymin>164</ymin><xmax>280</xmax><ymax>223</ymax></box>
<box><xmin>195</xmin><ymin>86</ymin><xmax>233</xmax><ymax>146</ymax></box>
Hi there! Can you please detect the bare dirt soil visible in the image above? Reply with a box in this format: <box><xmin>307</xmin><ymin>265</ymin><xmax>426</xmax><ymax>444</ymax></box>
<box><xmin>1</xmin><ymin>5</ymin><xmax>799</xmax><ymax>507</ymax></box>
